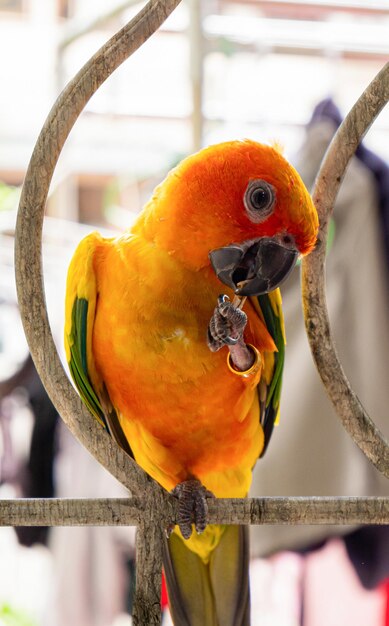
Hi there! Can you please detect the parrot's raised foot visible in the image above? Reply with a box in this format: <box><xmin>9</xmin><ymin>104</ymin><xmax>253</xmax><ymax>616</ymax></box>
<box><xmin>207</xmin><ymin>294</ymin><xmax>247</xmax><ymax>352</ymax></box>
<box><xmin>170</xmin><ymin>479</ymin><xmax>214</xmax><ymax>539</ymax></box>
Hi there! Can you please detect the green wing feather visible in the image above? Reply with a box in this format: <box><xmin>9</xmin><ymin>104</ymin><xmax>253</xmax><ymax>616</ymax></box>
<box><xmin>68</xmin><ymin>297</ymin><xmax>108</xmax><ymax>428</ymax></box>
<box><xmin>65</xmin><ymin>233</ymin><xmax>133</xmax><ymax>457</ymax></box>
<box><xmin>256</xmin><ymin>291</ymin><xmax>285</xmax><ymax>457</ymax></box>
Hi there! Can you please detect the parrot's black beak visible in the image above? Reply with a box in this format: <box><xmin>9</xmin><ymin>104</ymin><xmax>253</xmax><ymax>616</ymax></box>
<box><xmin>209</xmin><ymin>237</ymin><xmax>298</xmax><ymax>296</ymax></box>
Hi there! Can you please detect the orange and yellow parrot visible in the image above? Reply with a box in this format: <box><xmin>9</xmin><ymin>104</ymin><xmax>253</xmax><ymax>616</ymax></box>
<box><xmin>65</xmin><ymin>140</ymin><xmax>318</xmax><ymax>625</ymax></box>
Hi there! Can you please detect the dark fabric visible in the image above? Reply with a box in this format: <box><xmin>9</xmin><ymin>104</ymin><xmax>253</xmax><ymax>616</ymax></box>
<box><xmin>1</xmin><ymin>356</ymin><xmax>59</xmax><ymax>546</ymax></box>
<box><xmin>17</xmin><ymin>373</ymin><xmax>58</xmax><ymax>545</ymax></box>
<box><xmin>344</xmin><ymin>526</ymin><xmax>389</xmax><ymax>590</ymax></box>
<box><xmin>310</xmin><ymin>97</ymin><xmax>389</xmax><ymax>288</ymax></box>
<box><xmin>294</xmin><ymin>528</ymin><xmax>389</xmax><ymax>591</ymax></box>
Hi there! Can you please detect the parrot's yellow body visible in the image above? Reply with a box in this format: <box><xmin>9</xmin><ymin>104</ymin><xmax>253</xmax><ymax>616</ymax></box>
<box><xmin>65</xmin><ymin>140</ymin><xmax>318</xmax><ymax>625</ymax></box>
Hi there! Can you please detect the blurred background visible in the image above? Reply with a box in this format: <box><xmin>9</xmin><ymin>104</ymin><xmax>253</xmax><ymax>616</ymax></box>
<box><xmin>1</xmin><ymin>1</ymin><xmax>389</xmax><ymax>625</ymax></box>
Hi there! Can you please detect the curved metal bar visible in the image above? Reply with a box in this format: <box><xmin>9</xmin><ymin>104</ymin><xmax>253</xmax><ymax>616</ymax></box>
<box><xmin>302</xmin><ymin>62</ymin><xmax>389</xmax><ymax>477</ymax></box>
<box><xmin>14</xmin><ymin>0</ymin><xmax>182</xmax><ymax>496</ymax></box>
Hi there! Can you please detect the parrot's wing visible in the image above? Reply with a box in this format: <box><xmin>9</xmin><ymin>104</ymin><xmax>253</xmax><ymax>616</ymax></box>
<box><xmin>64</xmin><ymin>232</ymin><xmax>133</xmax><ymax>457</ymax></box>
<box><xmin>255</xmin><ymin>289</ymin><xmax>285</xmax><ymax>457</ymax></box>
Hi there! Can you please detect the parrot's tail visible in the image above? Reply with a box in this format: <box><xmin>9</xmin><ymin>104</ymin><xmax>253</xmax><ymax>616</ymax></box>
<box><xmin>162</xmin><ymin>525</ymin><xmax>250</xmax><ymax>626</ymax></box>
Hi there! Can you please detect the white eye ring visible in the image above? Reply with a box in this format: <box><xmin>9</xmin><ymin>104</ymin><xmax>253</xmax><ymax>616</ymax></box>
<box><xmin>244</xmin><ymin>179</ymin><xmax>276</xmax><ymax>223</ymax></box>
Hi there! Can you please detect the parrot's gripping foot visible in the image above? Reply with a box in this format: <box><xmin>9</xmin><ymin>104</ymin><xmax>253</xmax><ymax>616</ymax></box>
<box><xmin>207</xmin><ymin>295</ymin><xmax>247</xmax><ymax>352</ymax></box>
<box><xmin>170</xmin><ymin>479</ymin><xmax>214</xmax><ymax>540</ymax></box>
<box><xmin>207</xmin><ymin>295</ymin><xmax>256</xmax><ymax>372</ymax></box>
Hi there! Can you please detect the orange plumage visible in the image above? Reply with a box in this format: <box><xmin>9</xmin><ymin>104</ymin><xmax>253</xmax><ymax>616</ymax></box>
<box><xmin>65</xmin><ymin>140</ymin><xmax>318</xmax><ymax>623</ymax></box>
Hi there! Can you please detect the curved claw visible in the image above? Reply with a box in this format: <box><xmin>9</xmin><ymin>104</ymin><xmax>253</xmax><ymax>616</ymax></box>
<box><xmin>218</xmin><ymin>294</ymin><xmax>230</xmax><ymax>306</ymax></box>
<box><xmin>171</xmin><ymin>479</ymin><xmax>214</xmax><ymax>539</ymax></box>
<box><xmin>224</xmin><ymin>335</ymin><xmax>239</xmax><ymax>345</ymax></box>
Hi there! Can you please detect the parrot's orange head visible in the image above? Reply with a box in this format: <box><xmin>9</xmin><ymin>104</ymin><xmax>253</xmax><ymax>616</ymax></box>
<box><xmin>135</xmin><ymin>140</ymin><xmax>319</xmax><ymax>296</ymax></box>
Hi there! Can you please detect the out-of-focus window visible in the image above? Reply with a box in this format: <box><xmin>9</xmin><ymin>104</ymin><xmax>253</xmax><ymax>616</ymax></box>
<box><xmin>0</xmin><ymin>0</ymin><xmax>24</xmax><ymax>12</ymax></box>
<box><xmin>57</xmin><ymin>0</ymin><xmax>74</xmax><ymax>19</ymax></box>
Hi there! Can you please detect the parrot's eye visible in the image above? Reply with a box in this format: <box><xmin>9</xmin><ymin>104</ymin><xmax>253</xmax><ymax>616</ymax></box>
<box><xmin>244</xmin><ymin>179</ymin><xmax>276</xmax><ymax>223</ymax></box>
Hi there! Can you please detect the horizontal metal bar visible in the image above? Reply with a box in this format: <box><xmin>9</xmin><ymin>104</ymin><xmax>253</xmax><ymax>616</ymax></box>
<box><xmin>0</xmin><ymin>496</ymin><xmax>388</xmax><ymax>527</ymax></box>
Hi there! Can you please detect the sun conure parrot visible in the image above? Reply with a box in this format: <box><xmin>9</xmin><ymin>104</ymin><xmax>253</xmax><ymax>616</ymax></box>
<box><xmin>64</xmin><ymin>140</ymin><xmax>318</xmax><ymax>626</ymax></box>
